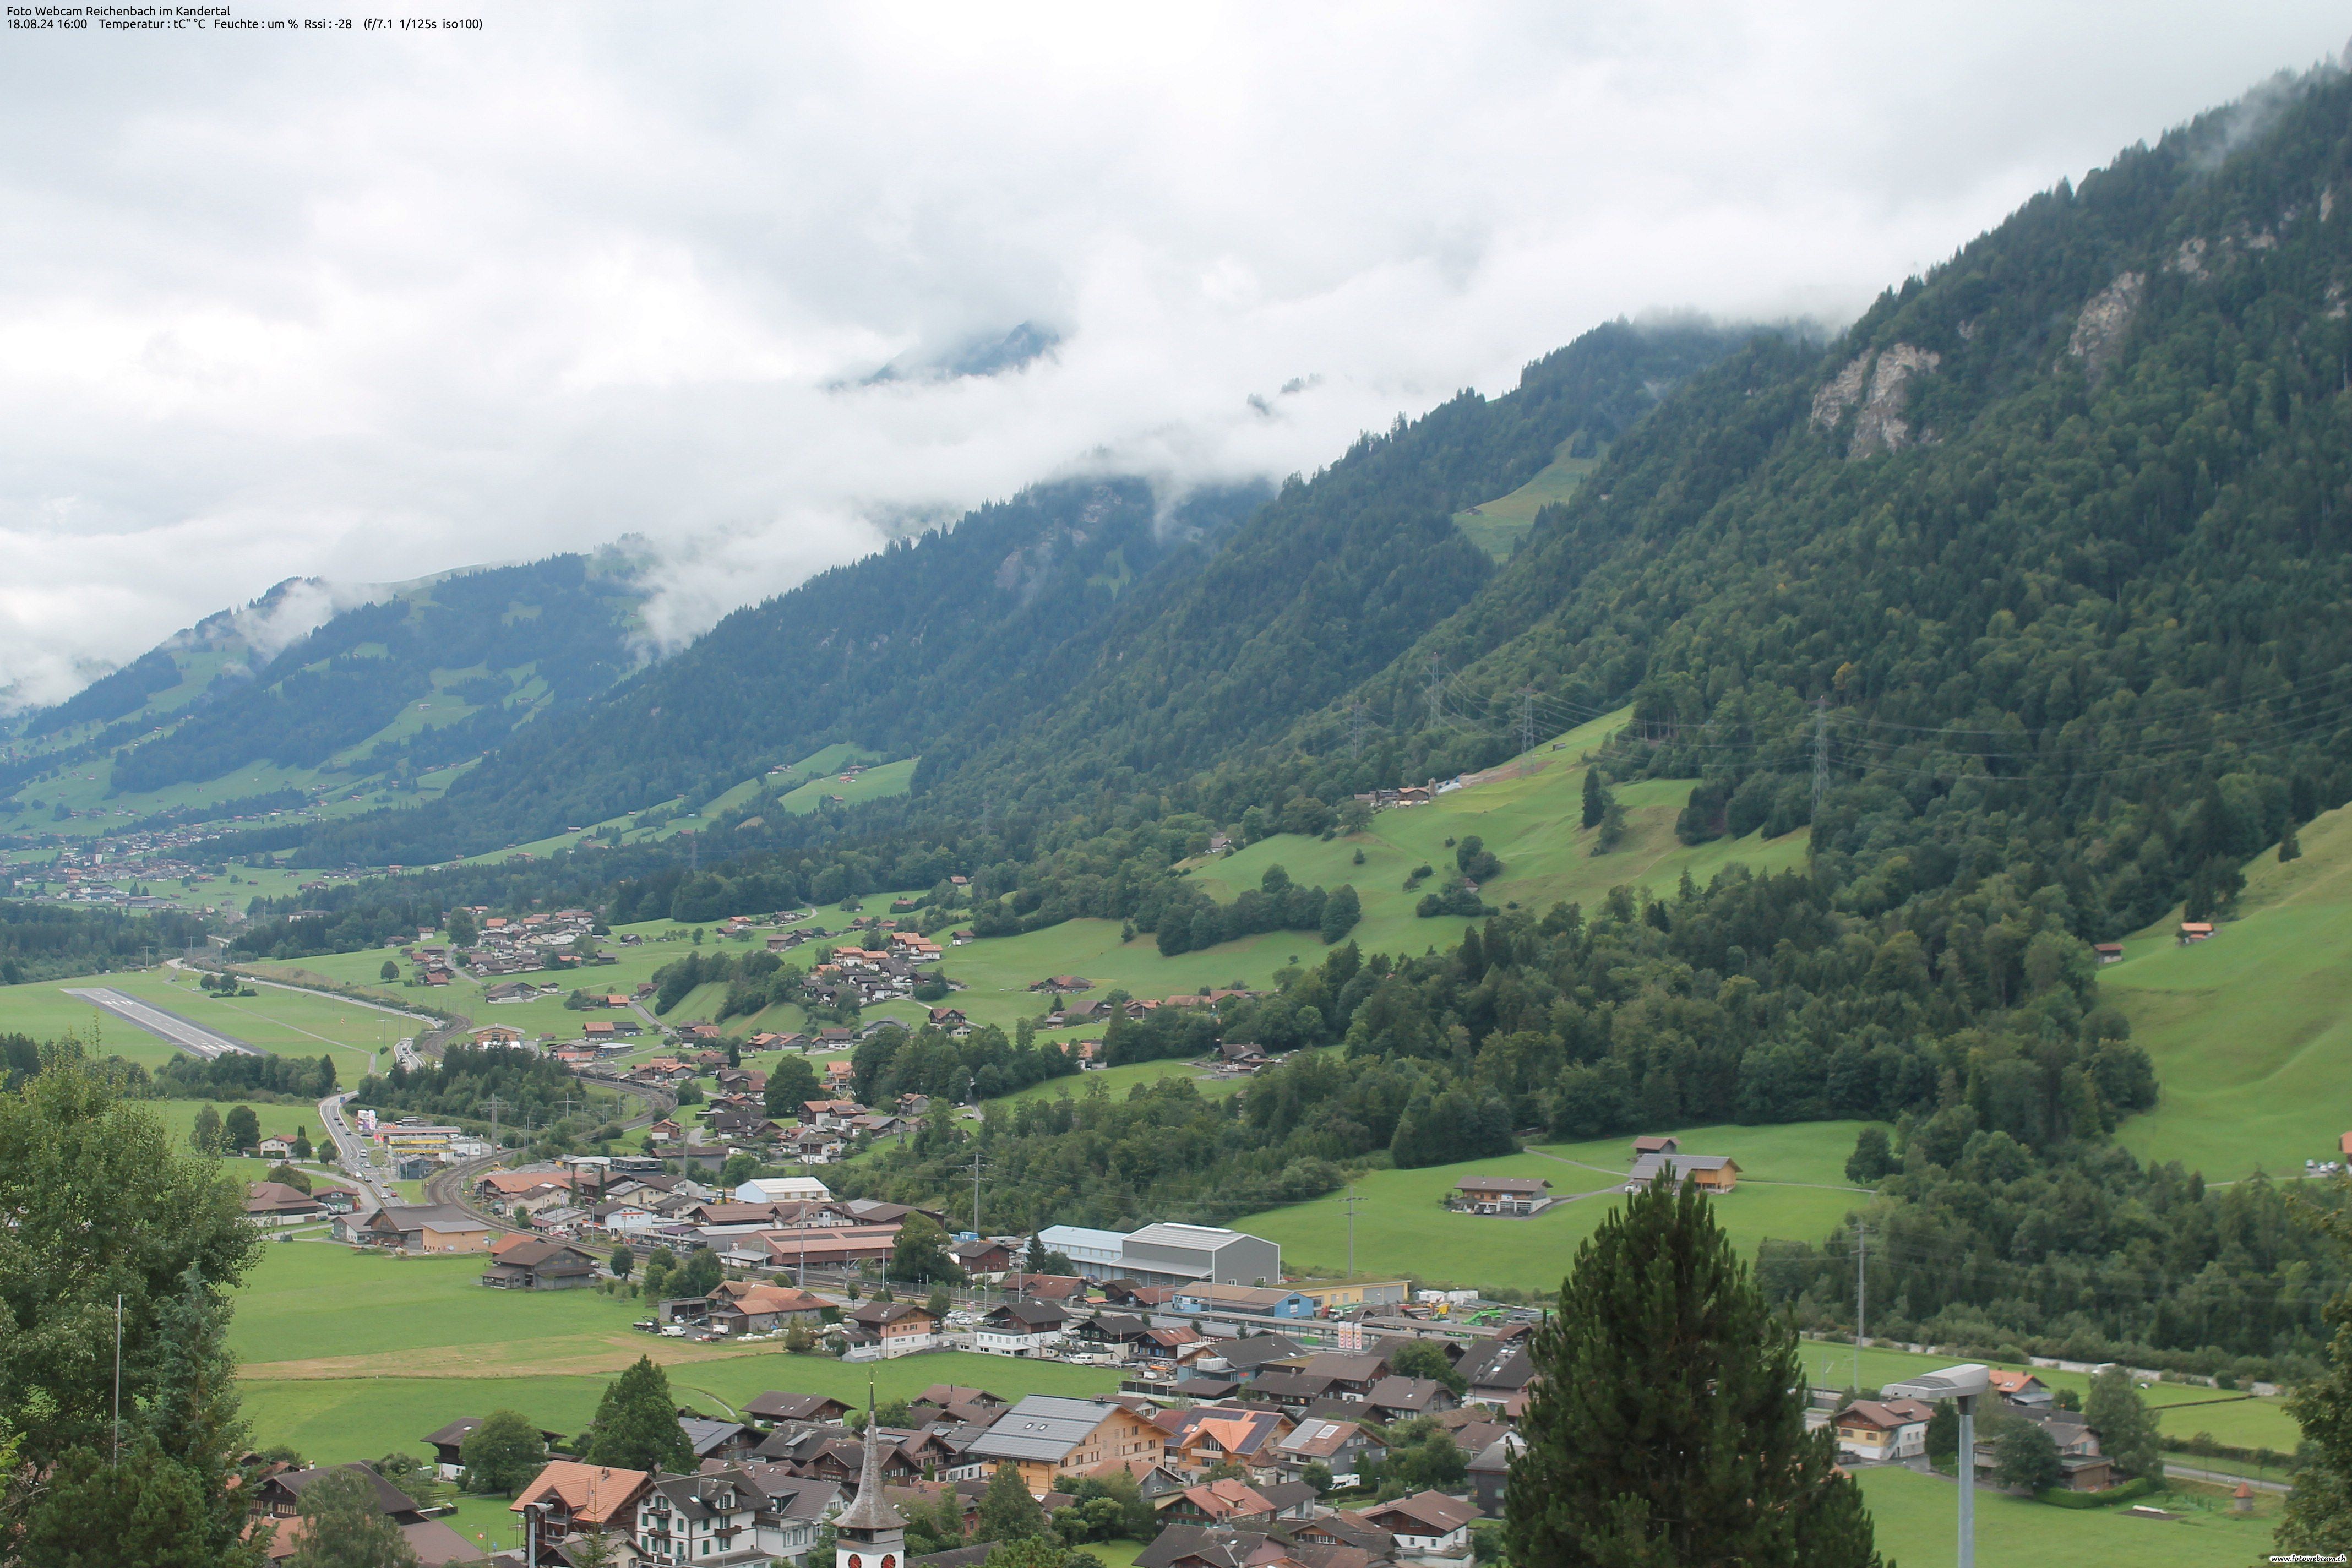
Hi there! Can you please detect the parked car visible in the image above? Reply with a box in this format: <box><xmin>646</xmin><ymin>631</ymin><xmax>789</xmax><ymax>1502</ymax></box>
<box><xmin>660</xmin><ymin>1325</ymin><xmax>690</xmax><ymax>1338</ymax></box>
<box><xmin>633</xmin><ymin>1320</ymin><xmax>658</xmax><ymax>1332</ymax></box>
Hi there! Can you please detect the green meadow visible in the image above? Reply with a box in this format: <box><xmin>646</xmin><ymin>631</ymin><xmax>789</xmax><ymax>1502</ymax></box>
<box><xmin>936</xmin><ymin>709</ymin><xmax>1806</xmax><ymax>1037</ymax></box>
<box><xmin>1792</xmin><ymin>1340</ymin><xmax>2301</xmax><ymax>1452</ymax></box>
<box><xmin>2108</xmin><ymin>802</ymin><xmax>2352</xmax><ymax>1178</ymax></box>
<box><xmin>1450</xmin><ymin>443</ymin><xmax>1601</xmax><ymax>562</ymax></box>
<box><xmin>1853</xmin><ymin>1464</ymin><xmax>2272</xmax><ymax>1567</ymax></box>
<box><xmin>231</xmin><ymin>1245</ymin><xmax>1125</xmax><ymax>1463</ymax></box>
<box><xmin>1234</xmin><ymin>1120</ymin><xmax>1874</xmax><ymax>1295</ymax></box>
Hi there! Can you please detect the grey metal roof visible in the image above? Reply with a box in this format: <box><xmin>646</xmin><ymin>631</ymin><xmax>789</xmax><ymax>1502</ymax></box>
<box><xmin>1124</xmin><ymin>1222</ymin><xmax>1250</xmax><ymax>1255</ymax></box>
<box><xmin>964</xmin><ymin>1395</ymin><xmax>1118</xmax><ymax>1462</ymax></box>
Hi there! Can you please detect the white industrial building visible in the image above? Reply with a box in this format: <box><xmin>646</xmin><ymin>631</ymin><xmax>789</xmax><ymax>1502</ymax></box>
<box><xmin>1035</xmin><ymin>1222</ymin><xmax>1280</xmax><ymax>1286</ymax></box>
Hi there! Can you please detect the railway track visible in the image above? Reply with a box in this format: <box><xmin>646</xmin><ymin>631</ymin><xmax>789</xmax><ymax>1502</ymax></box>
<box><xmin>420</xmin><ymin>1072</ymin><xmax>676</xmax><ymax>1234</ymax></box>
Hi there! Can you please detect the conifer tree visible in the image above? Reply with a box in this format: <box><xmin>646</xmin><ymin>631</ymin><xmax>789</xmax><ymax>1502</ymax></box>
<box><xmin>1505</xmin><ymin>1174</ymin><xmax>1881</xmax><ymax>1567</ymax></box>
<box><xmin>580</xmin><ymin>1356</ymin><xmax>692</xmax><ymax>1475</ymax></box>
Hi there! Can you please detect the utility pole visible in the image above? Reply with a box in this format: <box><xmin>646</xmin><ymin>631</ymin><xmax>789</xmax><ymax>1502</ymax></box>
<box><xmin>1854</xmin><ymin>1222</ymin><xmax>1867</xmax><ymax>1393</ymax></box>
<box><xmin>1811</xmin><ymin>695</ymin><xmax>1830</xmax><ymax>814</ymax></box>
<box><xmin>112</xmin><ymin>1294</ymin><xmax>123</xmax><ymax>1470</ymax></box>
<box><xmin>1340</xmin><ymin>1184</ymin><xmax>1364</xmax><ymax>1280</ymax></box>
<box><xmin>971</xmin><ymin>1146</ymin><xmax>984</xmax><ymax>1235</ymax></box>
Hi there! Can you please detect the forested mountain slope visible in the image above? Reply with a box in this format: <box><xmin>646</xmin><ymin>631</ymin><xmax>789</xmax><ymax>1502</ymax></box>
<box><xmin>252</xmin><ymin>318</ymin><xmax>1743</xmax><ymax>865</ymax></box>
<box><xmin>1204</xmin><ymin>68</ymin><xmax>2352</xmax><ymax>946</ymax></box>
<box><xmin>281</xmin><ymin>477</ymin><xmax>1271</xmax><ymax>864</ymax></box>
<box><xmin>905</xmin><ymin>319</ymin><xmax>1749</xmax><ymax>816</ymax></box>
<box><xmin>0</xmin><ymin>555</ymin><xmax>647</xmax><ymax>830</ymax></box>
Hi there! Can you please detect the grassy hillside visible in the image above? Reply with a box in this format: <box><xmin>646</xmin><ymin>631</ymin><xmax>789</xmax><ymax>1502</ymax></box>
<box><xmin>2108</xmin><ymin>803</ymin><xmax>2352</xmax><ymax>1179</ymax></box>
<box><xmin>1451</xmin><ymin>441</ymin><xmax>1601</xmax><ymax>561</ymax></box>
<box><xmin>1234</xmin><ymin>1120</ymin><xmax>1872</xmax><ymax>1295</ymax></box>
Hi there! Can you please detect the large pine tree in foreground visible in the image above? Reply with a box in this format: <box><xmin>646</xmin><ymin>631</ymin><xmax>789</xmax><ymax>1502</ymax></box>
<box><xmin>1506</xmin><ymin>1174</ymin><xmax>1881</xmax><ymax>1567</ymax></box>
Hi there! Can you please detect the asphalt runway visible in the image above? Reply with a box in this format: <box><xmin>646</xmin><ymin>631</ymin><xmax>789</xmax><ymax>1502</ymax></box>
<box><xmin>63</xmin><ymin>987</ymin><xmax>259</xmax><ymax>1060</ymax></box>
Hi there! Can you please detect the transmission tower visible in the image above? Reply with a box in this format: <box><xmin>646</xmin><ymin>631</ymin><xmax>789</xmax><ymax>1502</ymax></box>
<box><xmin>1811</xmin><ymin>696</ymin><xmax>1831</xmax><ymax>813</ymax></box>
<box><xmin>1348</xmin><ymin>701</ymin><xmax>1368</xmax><ymax>758</ymax></box>
<box><xmin>1423</xmin><ymin>658</ymin><xmax>1449</xmax><ymax>730</ymax></box>
<box><xmin>1517</xmin><ymin>687</ymin><xmax>1537</xmax><ymax>756</ymax></box>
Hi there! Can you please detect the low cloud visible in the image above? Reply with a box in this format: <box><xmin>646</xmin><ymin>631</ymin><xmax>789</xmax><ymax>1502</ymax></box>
<box><xmin>0</xmin><ymin>2</ymin><xmax>2344</xmax><ymax>704</ymax></box>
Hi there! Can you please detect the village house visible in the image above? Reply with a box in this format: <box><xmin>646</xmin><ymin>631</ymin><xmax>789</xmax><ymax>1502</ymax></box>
<box><xmin>480</xmin><ymin>1239</ymin><xmax>600</xmax><ymax>1291</ymax></box>
<box><xmin>1989</xmin><ymin>1369</ymin><xmax>2054</xmax><ymax>1408</ymax></box>
<box><xmin>1169</xmin><ymin>1282</ymin><xmax>1317</xmax><ymax>1318</ymax></box>
<box><xmin>243</xmin><ymin>1180</ymin><xmax>327</xmax><ymax>1226</ymax></box>
<box><xmin>1158</xmin><ymin>1404</ymin><xmax>1293</xmax><ymax>1482</ymax></box>
<box><xmin>1358</xmin><ymin>1490</ymin><xmax>1479</xmax><ymax>1555</ymax></box>
<box><xmin>251</xmin><ymin>1466</ymin><xmax>480</xmax><ymax>1566</ymax></box>
<box><xmin>976</xmin><ymin>1299</ymin><xmax>1070</xmax><ymax>1357</ymax></box>
<box><xmin>845</xmin><ymin>1298</ymin><xmax>941</xmax><ymax>1355</ymax></box>
<box><xmin>1831</xmin><ymin>1398</ymin><xmax>1935</xmax><ymax>1462</ymax></box>
<box><xmin>964</xmin><ymin>1395</ymin><xmax>1168</xmax><ymax>1498</ymax></box>
<box><xmin>631</xmin><ymin>1467</ymin><xmax>762</xmax><ymax>1566</ymax></box>
<box><xmin>704</xmin><ymin>1281</ymin><xmax>830</xmax><ymax>1336</ymax></box>
<box><xmin>948</xmin><ymin>1237</ymin><xmax>1015</xmax><ymax>1277</ymax></box>
<box><xmin>339</xmin><ymin>1204</ymin><xmax>494</xmax><ymax>1253</ymax></box>
<box><xmin>1362</xmin><ymin>1375</ymin><xmax>1458</xmax><ymax>1422</ymax></box>
<box><xmin>1621</xmin><ymin>1152</ymin><xmax>1740</xmax><ymax>1194</ymax></box>
<box><xmin>507</xmin><ymin>1460</ymin><xmax>654</xmax><ymax>1561</ymax></box>
<box><xmin>421</xmin><ymin>1418</ymin><xmax>569</xmax><ymax>1483</ymax></box>
<box><xmin>1272</xmin><ymin>1417</ymin><xmax>1385</xmax><ymax>1483</ymax></box>
<box><xmin>1294</xmin><ymin>1351</ymin><xmax>1390</xmax><ymax>1398</ymax></box>
<box><xmin>743</xmin><ymin>1389</ymin><xmax>854</xmax><ymax>1426</ymax></box>
<box><xmin>1154</xmin><ymin>1477</ymin><xmax>1282</xmax><ymax>1528</ymax></box>
<box><xmin>1453</xmin><ymin>1175</ymin><xmax>1552</xmax><ymax>1216</ymax></box>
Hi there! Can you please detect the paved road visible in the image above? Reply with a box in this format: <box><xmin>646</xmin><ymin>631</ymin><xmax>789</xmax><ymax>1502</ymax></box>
<box><xmin>317</xmin><ymin>1090</ymin><xmax>395</xmax><ymax>1210</ymax></box>
<box><xmin>64</xmin><ymin>987</ymin><xmax>258</xmax><ymax>1059</ymax></box>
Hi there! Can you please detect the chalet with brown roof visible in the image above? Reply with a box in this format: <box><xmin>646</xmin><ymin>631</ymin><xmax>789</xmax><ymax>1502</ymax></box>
<box><xmin>1358</xmin><ymin>1490</ymin><xmax>1479</xmax><ymax>1554</ymax></box>
<box><xmin>1363</xmin><ymin>1375</ymin><xmax>1457</xmax><ymax>1420</ymax></box>
<box><xmin>480</xmin><ymin>1239</ymin><xmax>599</xmax><ymax>1291</ymax></box>
<box><xmin>1831</xmin><ymin>1398</ymin><xmax>1935</xmax><ymax>1462</ymax></box>
<box><xmin>706</xmin><ymin>1281</ymin><xmax>830</xmax><ymax>1335</ymax></box>
<box><xmin>243</xmin><ymin>1181</ymin><xmax>326</xmax><ymax>1225</ymax></box>
<box><xmin>1454</xmin><ymin>1175</ymin><xmax>1551</xmax><ymax>1215</ymax></box>
<box><xmin>1155</xmin><ymin>1477</ymin><xmax>1278</xmax><ymax>1526</ymax></box>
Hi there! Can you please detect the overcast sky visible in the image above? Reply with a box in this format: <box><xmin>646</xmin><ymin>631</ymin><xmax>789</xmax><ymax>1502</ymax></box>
<box><xmin>0</xmin><ymin>3</ymin><xmax>2344</xmax><ymax>705</ymax></box>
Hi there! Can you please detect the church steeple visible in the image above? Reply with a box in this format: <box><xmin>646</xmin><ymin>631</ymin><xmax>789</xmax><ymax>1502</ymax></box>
<box><xmin>835</xmin><ymin>1376</ymin><xmax>904</xmax><ymax>1568</ymax></box>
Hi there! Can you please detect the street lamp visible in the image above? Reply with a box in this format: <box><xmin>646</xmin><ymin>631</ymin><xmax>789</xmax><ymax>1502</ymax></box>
<box><xmin>1882</xmin><ymin>1362</ymin><xmax>1991</xmax><ymax>1568</ymax></box>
